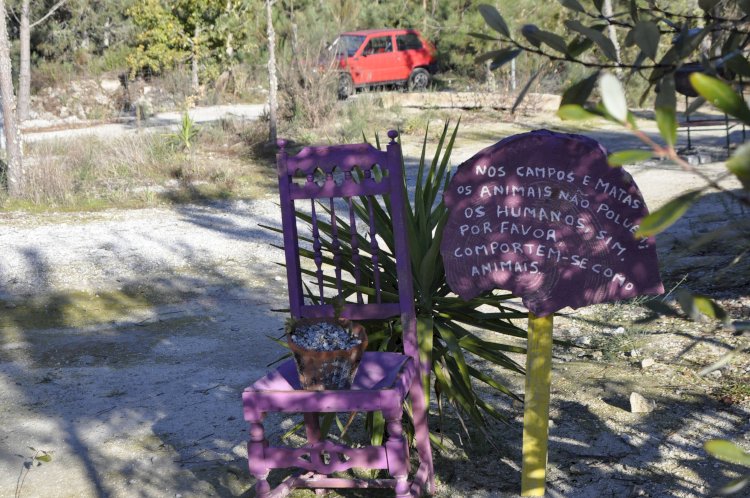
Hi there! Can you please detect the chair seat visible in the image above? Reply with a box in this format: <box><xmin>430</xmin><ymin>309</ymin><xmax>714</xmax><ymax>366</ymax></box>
<box><xmin>243</xmin><ymin>352</ymin><xmax>416</xmax><ymax>418</ymax></box>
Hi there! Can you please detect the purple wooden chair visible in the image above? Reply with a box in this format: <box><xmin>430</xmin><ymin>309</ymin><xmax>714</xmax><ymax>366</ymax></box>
<box><xmin>242</xmin><ymin>131</ymin><xmax>434</xmax><ymax>497</ymax></box>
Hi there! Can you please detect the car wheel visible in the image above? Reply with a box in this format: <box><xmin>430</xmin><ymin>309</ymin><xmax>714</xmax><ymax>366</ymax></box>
<box><xmin>338</xmin><ymin>74</ymin><xmax>354</xmax><ymax>99</ymax></box>
<box><xmin>408</xmin><ymin>68</ymin><xmax>430</xmax><ymax>91</ymax></box>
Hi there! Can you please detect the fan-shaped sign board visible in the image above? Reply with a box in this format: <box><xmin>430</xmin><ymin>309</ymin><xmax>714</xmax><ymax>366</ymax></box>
<box><xmin>440</xmin><ymin>130</ymin><xmax>664</xmax><ymax>317</ymax></box>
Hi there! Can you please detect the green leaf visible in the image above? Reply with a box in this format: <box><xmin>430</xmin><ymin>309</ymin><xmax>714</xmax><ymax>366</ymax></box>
<box><xmin>677</xmin><ymin>290</ymin><xmax>728</xmax><ymax>322</ymax></box>
<box><xmin>599</xmin><ymin>72</ymin><xmax>628</xmax><ymax>122</ymax></box>
<box><xmin>557</xmin><ymin>0</ymin><xmax>585</xmax><ymax>12</ymax></box>
<box><xmin>436</xmin><ymin>323</ymin><xmax>472</xmax><ymax>388</ymax></box>
<box><xmin>656</xmin><ymin>107</ymin><xmax>678</xmax><ymax>148</ymax></box>
<box><xmin>725</xmin><ymin>53</ymin><xmax>750</xmax><ymax>78</ymax></box>
<box><xmin>557</xmin><ymin>104</ymin><xmax>599</xmax><ymax>120</ymax></box>
<box><xmin>369</xmin><ymin>411</ymin><xmax>385</xmax><ymax>446</ymax></box>
<box><xmin>632</xmin><ymin>21</ymin><xmax>661</xmax><ymax>60</ymax></box>
<box><xmin>718</xmin><ymin>475</ymin><xmax>750</xmax><ymax>496</ymax></box>
<box><xmin>35</xmin><ymin>453</ymin><xmax>52</xmax><ymax>463</ymax></box>
<box><xmin>567</xmin><ymin>35</ymin><xmax>594</xmax><ymax>57</ymax></box>
<box><xmin>475</xmin><ymin>48</ymin><xmax>522</xmax><ymax>69</ymax></box>
<box><xmin>520</xmin><ymin>25</ymin><xmax>569</xmax><ymax>54</ymax></box>
<box><xmin>535</xmin><ymin>29</ymin><xmax>570</xmax><ymax>54</ymax></box>
<box><xmin>478</xmin><ymin>4</ymin><xmax>510</xmax><ymax>38</ymax></box>
<box><xmin>693</xmin><ymin>295</ymin><xmax>728</xmax><ymax>322</ymax></box>
<box><xmin>655</xmin><ymin>74</ymin><xmax>677</xmax><ymax>147</ymax></box>
<box><xmin>561</xmin><ymin>71</ymin><xmax>601</xmax><ymax>106</ymax></box>
<box><xmin>607</xmin><ymin>150</ymin><xmax>652</xmax><ymax>166</ymax></box>
<box><xmin>636</xmin><ymin>190</ymin><xmax>702</xmax><ymax>237</ymax></box>
<box><xmin>521</xmin><ymin>24</ymin><xmax>541</xmax><ymax>47</ymax></box>
<box><xmin>726</xmin><ymin>142</ymin><xmax>750</xmax><ymax>190</ymax></box>
<box><xmin>565</xmin><ymin>20</ymin><xmax>617</xmax><ymax>61</ymax></box>
<box><xmin>705</xmin><ymin>439</ymin><xmax>750</xmax><ymax>466</ymax></box>
<box><xmin>689</xmin><ymin>73</ymin><xmax>750</xmax><ymax>124</ymax></box>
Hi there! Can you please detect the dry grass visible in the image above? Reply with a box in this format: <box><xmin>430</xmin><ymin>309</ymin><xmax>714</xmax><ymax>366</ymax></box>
<box><xmin>1</xmin><ymin>118</ymin><xmax>278</xmax><ymax>211</ymax></box>
<box><xmin>3</xmin><ymin>96</ymin><xmax>462</xmax><ymax>212</ymax></box>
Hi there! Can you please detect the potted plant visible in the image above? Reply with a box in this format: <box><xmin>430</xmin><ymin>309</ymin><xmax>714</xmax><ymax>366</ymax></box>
<box><xmin>286</xmin><ymin>314</ymin><xmax>368</xmax><ymax>391</ymax></box>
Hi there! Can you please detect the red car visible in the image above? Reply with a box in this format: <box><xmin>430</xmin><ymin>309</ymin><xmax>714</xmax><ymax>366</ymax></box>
<box><xmin>331</xmin><ymin>29</ymin><xmax>437</xmax><ymax>98</ymax></box>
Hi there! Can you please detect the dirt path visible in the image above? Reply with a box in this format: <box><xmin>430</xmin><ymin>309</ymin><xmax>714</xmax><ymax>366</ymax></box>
<box><xmin>21</xmin><ymin>104</ymin><xmax>266</xmax><ymax>143</ymax></box>
<box><xmin>1</xmin><ymin>114</ymin><xmax>748</xmax><ymax>498</ymax></box>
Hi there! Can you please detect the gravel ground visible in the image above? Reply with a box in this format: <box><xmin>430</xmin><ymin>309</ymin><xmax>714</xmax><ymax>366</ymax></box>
<box><xmin>0</xmin><ymin>117</ymin><xmax>748</xmax><ymax>498</ymax></box>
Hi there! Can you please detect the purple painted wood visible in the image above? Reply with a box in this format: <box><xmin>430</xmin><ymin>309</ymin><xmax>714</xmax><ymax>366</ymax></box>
<box><xmin>264</xmin><ymin>443</ymin><xmax>388</xmax><ymax>473</ymax></box>
<box><xmin>243</xmin><ymin>132</ymin><xmax>434</xmax><ymax>498</ymax></box>
<box><xmin>440</xmin><ymin>130</ymin><xmax>664</xmax><ymax>317</ymax></box>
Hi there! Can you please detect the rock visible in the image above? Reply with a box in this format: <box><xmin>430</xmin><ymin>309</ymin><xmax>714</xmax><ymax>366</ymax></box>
<box><xmin>707</xmin><ymin>369</ymin><xmax>722</xmax><ymax>379</ymax></box>
<box><xmin>100</xmin><ymin>79</ymin><xmax>121</xmax><ymax>93</ymax></box>
<box><xmin>640</xmin><ymin>358</ymin><xmax>655</xmax><ymax>369</ymax></box>
<box><xmin>631</xmin><ymin>484</ymin><xmax>649</xmax><ymax>496</ymax></box>
<box><xmin>611</xmin><ymin>326</ymin><xmax>626</xmax><ymax>335</ymax></box>
<box><xmin>628</xmin><ymin>349</ymin><xmax>642</xmax><ymax>358</ymax></box>
<box><xmin>591</xmin><ymin>350</ymin><xmax>604</xmax><ymax>361</ymax></box>
<box><xmin>574</xmin><ymin>336</ymin><xmax>592</xmax><ymax>347</ymax></box>
<box><xmin>630</xmin><ymin>392</ymin><xmax>655</xmax><ymax>413</ymax></box>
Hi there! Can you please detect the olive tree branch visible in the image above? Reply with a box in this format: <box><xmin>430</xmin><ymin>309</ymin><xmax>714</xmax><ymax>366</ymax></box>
<box><xmin>625</xmin><ymin>122</ymin><xmax>750</xmax><ymax>207</ymax></box>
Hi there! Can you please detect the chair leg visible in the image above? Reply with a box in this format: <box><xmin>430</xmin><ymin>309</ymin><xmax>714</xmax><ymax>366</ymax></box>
<box><xmin>384</xmin><ymin>407</ymin><xmax>411</xmax><ymax>498</ymax></box>
<box><xmin>248</xmin><ymin>420</ymin><xmax>271</xmax><ymax>498</ymax></box>
<box><xmin>409</xmin><ymin>375</ymin><xmax>435</xmax><ymax>494</ymax></box>
<box><xmin>303</xmin><ymin>413</ymin><xmax>327</xmax><ymax>496</ymax></box>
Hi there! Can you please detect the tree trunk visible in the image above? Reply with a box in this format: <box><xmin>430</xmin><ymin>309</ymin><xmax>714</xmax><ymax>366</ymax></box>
<box><xmin>0</xmin><ymin>0</ymin><xmax>24</xmax><ymax>196</ymax></box>
<box><xmin>192</xmin><ymin>24</ymin><xmax>200</xmax><ymax>94</ymax></box>
<box><xmin>18</xmin><ymin>0</ymin><xmax>68</xmax><ymax>123</ymax></box>
<box><xmin>602</xmin><ymin>0</ymin><xmax>622</xmax><ymax>71</ymax></box>
<box><xmin>18</xmin><ymin>0</ymin><xmax>30</xmax><ymax>122</ymax></box>
<box><xmin>266</xmin><ymin>0</ymin><xmax>278</xmax><ymax>144</ymax></box>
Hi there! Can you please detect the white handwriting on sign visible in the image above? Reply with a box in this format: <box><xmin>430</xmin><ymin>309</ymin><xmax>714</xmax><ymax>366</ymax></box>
<box><xmin>448</xmin><ymin>160</ymin><xmax>650</xmax><ymax>287</ymax></box>
<box><xmin>440</xmin><ymin>130</ymin><xmax>664</xmax><ymax>315</ymax></box>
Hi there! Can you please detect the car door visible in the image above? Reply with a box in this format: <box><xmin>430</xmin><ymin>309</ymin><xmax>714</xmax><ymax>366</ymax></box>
<box><xmin>395</xmin><ymin>32</ymin><xmax>429</xmax><ymax>79</ymax></box>
<box><xmin>356</xmin><ymin>35</ymin><xmax>396</xmax><ymax>84</ymax></box>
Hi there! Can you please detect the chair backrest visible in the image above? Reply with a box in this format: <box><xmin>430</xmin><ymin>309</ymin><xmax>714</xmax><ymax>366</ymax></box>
<box><xmin>276</xmin><ymin>131</ymin><xmax>418</xmax><ymax>359</ymax></box>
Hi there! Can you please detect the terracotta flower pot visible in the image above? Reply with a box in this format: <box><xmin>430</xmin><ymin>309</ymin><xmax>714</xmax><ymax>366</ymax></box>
<box><xmin>287</xmin><ymin>318</ymin><xmax>368</xmax><ymax>391</ymax></box>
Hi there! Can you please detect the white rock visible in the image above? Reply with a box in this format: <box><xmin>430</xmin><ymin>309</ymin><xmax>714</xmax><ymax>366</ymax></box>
<box><xmin>100</xmin><ymin>79</ymin><xmax>121</xmax><ymax>93</ymax></box>
<box><xmin>640</xmin><ymin>358</ymin><xmax>656</xmax><ymax>369</ymax></box>
<box><xmin>630</xmin><ymin>392</ymin><xmax>655</xmax><ymax>413</ymax></box>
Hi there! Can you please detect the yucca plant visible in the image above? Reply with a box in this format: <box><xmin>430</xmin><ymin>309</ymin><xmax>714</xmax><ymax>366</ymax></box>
<box><xmin>283</xmin><ymin>122</ymin><xmax>528</xmax><ymax>444</ymax></box>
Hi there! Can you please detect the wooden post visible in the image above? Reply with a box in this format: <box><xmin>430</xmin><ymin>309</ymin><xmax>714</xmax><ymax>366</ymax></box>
<box><xmin>521</xmin><ymin>313</ymin><xmax>553</xmax><ymax>496</ymax></box>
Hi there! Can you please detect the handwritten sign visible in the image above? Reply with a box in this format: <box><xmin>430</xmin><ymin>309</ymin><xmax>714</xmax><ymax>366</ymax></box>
<box><xmin>440</xmin><ymin>130</ymin><xmax>664</xmax><ymax>316</ymax></box>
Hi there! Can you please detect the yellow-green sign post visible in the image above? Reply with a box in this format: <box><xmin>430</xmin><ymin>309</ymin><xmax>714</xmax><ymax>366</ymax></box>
<box><xmin>521</xmin><ymin>313</ymin><xmax>554</xmax><ymax>496</ymax></box>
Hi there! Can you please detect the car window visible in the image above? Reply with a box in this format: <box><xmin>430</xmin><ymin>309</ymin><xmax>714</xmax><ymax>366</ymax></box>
<box><xmin>335</xmin><ymin>35</ymin><xmax>366</xmax><ymax>57</ymax></box>
<box><xmin>363</xmin><ymin>36</ymin><xmax>393</xmax><ymax>55</ymax></box>
<box><xmin>396</xmin><ymin>33</ymin><xmax>423</xmax><ymax>51</ymax></box>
